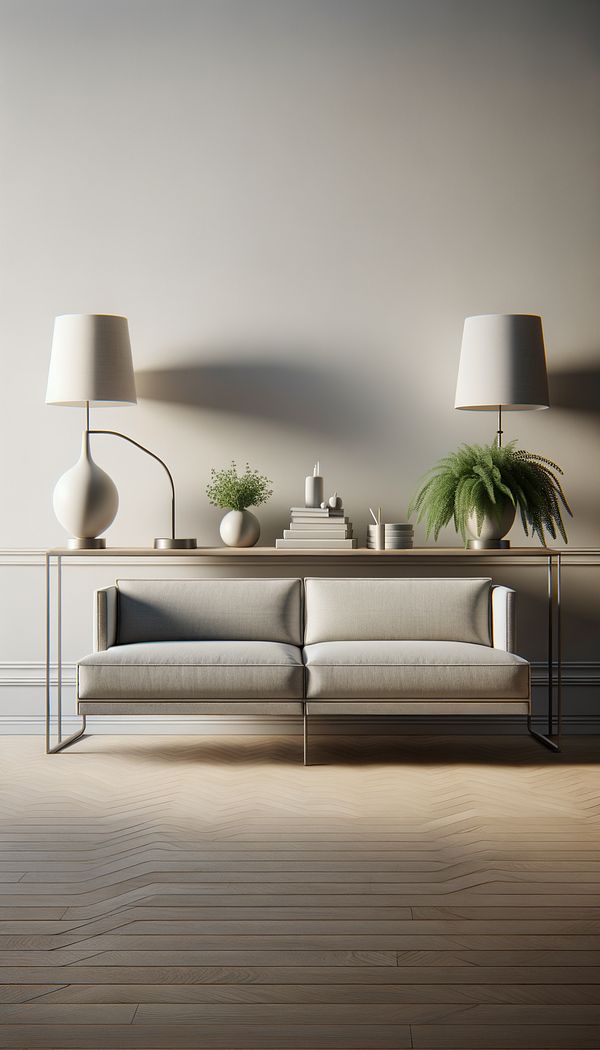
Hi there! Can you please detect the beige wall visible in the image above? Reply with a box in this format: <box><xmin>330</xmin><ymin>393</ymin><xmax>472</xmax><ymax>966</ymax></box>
<box><xmin>0</xmin><ymin>0</ymin><xmax>598</xmax><ymax>549</ymax></box>
<box><xmin>0</xmin><ymin>0</ymin><xmax>598</xmax><ymax>731</ymax></box>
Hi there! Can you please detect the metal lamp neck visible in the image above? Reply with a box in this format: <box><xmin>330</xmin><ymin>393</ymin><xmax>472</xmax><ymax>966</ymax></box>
<box><xmin>83</xmin><ymin>404</ymin><xmax>195</xmax><ymax>549</ymax></box>
<box><xmin>87</xmin><ymin>428</ymin><xmax>177</xmax><ymax>540</ymax></box>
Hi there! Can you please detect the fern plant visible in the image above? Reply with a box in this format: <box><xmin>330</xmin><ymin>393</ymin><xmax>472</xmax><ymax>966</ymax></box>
<box><xmin>408</xmin><ymin>441</ymin><xmax>572</xmax><ymax>546</ymax></box>
<box><xmin>206</xmin><ymin>462</ymin><xmax>273</xmax><ymax>512</ymax></box>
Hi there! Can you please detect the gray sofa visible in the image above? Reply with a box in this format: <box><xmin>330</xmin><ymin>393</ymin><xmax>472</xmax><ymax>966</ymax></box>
<box><xmin>72</xmin><ymin>576</ymin><xmax>551</xmax><ymax>762</ymax></box>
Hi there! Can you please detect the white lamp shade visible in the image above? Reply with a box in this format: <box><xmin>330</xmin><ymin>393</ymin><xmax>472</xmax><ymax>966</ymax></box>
<box><xmin>46</xmin><ymin>314</ymin><xmax>137</xmax><ymax>406</ymax></box>
<box><xmin>455</xmin><ymin>314</ymin><xmax>549</xmax><ymax>411</ymax></box>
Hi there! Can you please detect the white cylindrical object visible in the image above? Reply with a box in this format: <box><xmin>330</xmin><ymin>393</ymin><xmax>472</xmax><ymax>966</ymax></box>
<box><xmin>455</xmin><ymin>314</ymin><xmax>549</xmax><ymax>411</ymax></box>
<box><xmin>371</xmin><ymin>523</ymin><xmax>385</xmax><ymax>550</ymax></box>
<box><xmin>305</xmin><ymin>473</ymin><xmax>323</xmax><ymax>508</ymax></box>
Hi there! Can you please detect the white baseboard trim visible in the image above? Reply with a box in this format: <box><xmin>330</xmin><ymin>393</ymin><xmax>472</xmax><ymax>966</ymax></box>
<box><xmin>3</xmin><ymin>715</ymin><xmax>599</xmax><ymax>735</ymax></box>
<box><xmin>0</xmin><ymin>663</ymin><xmax>77</xmax><ymax>687</ymax></box>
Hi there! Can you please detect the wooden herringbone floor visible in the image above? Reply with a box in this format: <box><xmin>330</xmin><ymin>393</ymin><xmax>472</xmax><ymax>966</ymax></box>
<box><xmin>1</xmin><ymin>734</ymin><xmax>600</xmax><ymax>1049</ymax></box>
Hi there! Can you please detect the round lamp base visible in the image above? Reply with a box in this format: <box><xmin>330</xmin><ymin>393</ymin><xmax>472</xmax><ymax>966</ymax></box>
<box><xmin>467</xmin><ymin>539</ymin><xmax>511</xmax><ymax>550</ymax></box>
<box><xmin>67</xmin><ymin>537</ymin><xmax>107</xmax><ymax>550</ymax></box>
<box><xmin>154</xmin><ymin>537</ymin><xmax>197</xmax><ymax>550</ymax></box>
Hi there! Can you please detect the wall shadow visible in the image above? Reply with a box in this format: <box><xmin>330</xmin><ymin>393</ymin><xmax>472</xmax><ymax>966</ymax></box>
<box><xmin>549</xmin><ymin>361</ymin><xmax>600</xmax><ymax>419</ymax></box>
<box><xmin>136</xmin><ymin>352</ymin><xmax>405</xmax><ymax>439</ymax></box>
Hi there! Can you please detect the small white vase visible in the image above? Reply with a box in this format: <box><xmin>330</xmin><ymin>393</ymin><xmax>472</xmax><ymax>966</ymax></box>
<box><xmin>53</xmin><ymin>432</ymin><xmax>118</xmax><ymax>545</ymax></box>
<box><xmin>466</xmin><ymin>502</ymin><xmax>516</xmax><ymax>548</ymax></box>
<box><xmin>219</xmin><ymin>509</ymin><xmax>260</xmax><ymax>547</ymax></box>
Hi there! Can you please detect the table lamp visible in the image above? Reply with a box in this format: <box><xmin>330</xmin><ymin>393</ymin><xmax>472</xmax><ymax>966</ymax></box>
<box><xmin>46</xmin><ymin>314</ymin><xmax>196</xmax><ymax>549</ymax></box>
<box><xmin>455</xmin><ymin>314</ymin><xmax>549</xmax><ymax>445</ymax></box>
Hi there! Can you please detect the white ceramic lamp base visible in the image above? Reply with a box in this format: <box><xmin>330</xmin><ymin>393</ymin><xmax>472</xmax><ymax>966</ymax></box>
<box><xmin>53</xmin><ymin>433</ymin><xmax>118</xmax><ymax>548</ymax></box>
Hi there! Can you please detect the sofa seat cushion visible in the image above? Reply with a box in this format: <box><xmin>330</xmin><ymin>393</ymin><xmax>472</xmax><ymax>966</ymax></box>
<box><xmin>304</xmin><ymin>640</ymin><xmax>529</xmax><ymax>700</ymax></box>
<box><xmin>78</xmin><ymin>641</ymin><xmax>304</xmax><ymax>700</ymax></box>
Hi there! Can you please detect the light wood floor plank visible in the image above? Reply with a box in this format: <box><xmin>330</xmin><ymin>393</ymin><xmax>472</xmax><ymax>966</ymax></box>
<box><xmin>3</xmin><ymin>964</ymin><xmax>600</xmax><ymax>985</ymax></box>
<box><xmin>0</xmin><ymin>1003</ymin><xmax>136</xmax><ymax>1023</ymax></box>
<box><xmin>412</xmin><ymin>1024</ymin><xmax>600</xmax><ymax>1048</ymax></box>
<box><xmin>0</xmin><ymin>1023</ymin><xmax>413</xmax><ymax>1048</ymax></box>
<box><xmin>32</xmin><ymin>981</ymin><xmax>600</xmax><ymax>1005</ymax></box>
<box><xmin>0</xmin><ymin>984</ymin><xmax>65</xmax><ymax>1003</ymax></box>
<box><xmin>131</xmin><ymin>1001</ymin><xmax>600</xmax><ymax>1025</ymax></box>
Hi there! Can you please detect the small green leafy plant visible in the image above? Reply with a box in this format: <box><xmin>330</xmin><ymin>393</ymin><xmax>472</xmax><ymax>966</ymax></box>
<box><xmin>206</xmin><ymin>462</ymin><xmax>273</xmax><ymax>512</ymax></box>
<box><xmin>408</xmin><ymin>441</ymin><xmax>572</xmax><ymax>546</ymax></box>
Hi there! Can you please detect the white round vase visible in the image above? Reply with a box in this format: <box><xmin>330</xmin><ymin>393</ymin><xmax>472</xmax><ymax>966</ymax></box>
<box><xmin>466</xmin><ymin>502</ymin><xmax>516</xmax><ymax>548</ymax></box>
<box><xmin>53</xmin><ymin>432</ymin><xmax>118</xmax><ymax>547</ymax></box>
<box><xmin>219</xmin><ymin>509</ymin><xmax>260</xmax><ymax>548</ymax></box>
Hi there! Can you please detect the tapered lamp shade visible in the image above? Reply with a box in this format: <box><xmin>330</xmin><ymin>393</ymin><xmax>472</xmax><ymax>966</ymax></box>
<box><xmin>455</xmin><ymin>314</ymin><xmax>549</xmax><ymax>411</ymax></box>
<box><xmin>46</xmin><ymin>314</ymin><xmax>137</xmax><ymax>406</ymax></box>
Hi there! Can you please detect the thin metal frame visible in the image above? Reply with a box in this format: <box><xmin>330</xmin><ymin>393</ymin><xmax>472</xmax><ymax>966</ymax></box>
<box><xmin>523</xmin><ymin>552</ymin><xmax>561</xmax><ymax>752</ymax></box>
<box><xmin>44</xmin><ymin>549</ymin><xmax>563</xmax><ymax>758</ymax></box>
<box><xmin>45</xmin><ymin>552</ymin><xmax>87</xmax><ymax>754</ymax></box>
<box><xmin>548</xmin><ymin>554</ymin><xmax>554</xmax><ymax>735</ymax></box>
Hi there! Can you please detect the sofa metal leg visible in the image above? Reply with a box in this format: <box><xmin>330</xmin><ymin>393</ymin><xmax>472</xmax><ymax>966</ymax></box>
<box><xmin>527</xmin><ymin>715</ymin><xmax>560</xmax><ymax>753</ymax></box>
<box><xmin>46</xmin><ymin>716</ymin><xmax>87</xmax><ymax>755</ymax></box>
<box><xmin>303</xmin><ymin>703</ymin><xmax>308</xmax><ymax>766</ymax></box>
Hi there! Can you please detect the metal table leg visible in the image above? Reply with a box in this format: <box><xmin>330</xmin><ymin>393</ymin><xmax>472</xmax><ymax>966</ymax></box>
<box><xmin>527</xmin><ymin>551</ymin><xmax>560</xmax><ymax>753</ymax></box>
<box><xmin>557</xmin><ymin>551</ymin><xmax>562</xmax><ymax>740</ymax></box>
<box><xmin>45</xmin><ymin>552</ymin><xmax>87</xmax><ymax>754</ymax></box>
<box><xmin>548</xmin><ymin>554</ymin><xmax>554</xmax><ymax>736</ymax></box>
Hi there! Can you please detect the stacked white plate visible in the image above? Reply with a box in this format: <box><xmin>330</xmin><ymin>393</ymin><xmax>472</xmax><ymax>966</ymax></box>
<box><xmin>367</xmin><ymin>523</ymin><xmax>414</xmax><ymax>549</ymax></box>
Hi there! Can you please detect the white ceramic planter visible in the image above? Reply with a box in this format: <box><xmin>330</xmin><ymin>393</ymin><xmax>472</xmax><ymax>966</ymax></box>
<box><xmin>466</xmin><ymin>501</ymin><xmax>516</xmax><ymax>547</ymax></box>
<box><xmin>219</xmin><ymin>509</ymin><xmax>260</xmax><ymax>547</ymax></box>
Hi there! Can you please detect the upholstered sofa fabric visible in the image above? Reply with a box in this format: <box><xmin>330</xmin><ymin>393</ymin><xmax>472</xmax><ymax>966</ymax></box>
<box><xmin>491</xmin><ymin>585</ymin><xmax>515</xmax><ymax>652</ymax></box>
<box><xmin>115</xmin><ymin>578</ymin><xmax>303</xmax><ymax>646</ymax></box>
<box><xmin>79</xmin><ymin>580</ymin><xmax>530</xmax><ymax>744</ymax></box>
<box><xmin>304</xmin><ymin>640</ymin><xmax>529</xmax><ymax>699</ymax></box>
<box><xmin>78</xmin><ymin>640</ymin><xmax>305</xmax><ymax>699</ymax></box>
<box><xmin>95</xmin><ymin>586</ymin><xmax>117</xmax><ymax>651</ymax></box>
<box><xmin>304</xmin><ymin>577</ymin><xmax>492</xmax><ymax>646</ymax></box>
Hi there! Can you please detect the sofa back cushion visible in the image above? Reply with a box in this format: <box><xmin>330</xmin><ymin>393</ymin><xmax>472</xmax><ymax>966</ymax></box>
<box><xmin>116</xmin><ymin>578</ymin><xmax>303</xmax><ymax>645</ymax></box>
<box><xmin>304</xmin><ymin>577</ymin><xmax>492</xmax><ymax>645</ymax></box>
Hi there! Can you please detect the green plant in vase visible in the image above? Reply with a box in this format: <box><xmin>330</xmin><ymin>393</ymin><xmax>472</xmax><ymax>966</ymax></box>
<box><xmin>408</xmin><ymin>441</ymin><xmax>572</xmax><ymax>548</ymax></box>
<box><xmin>207</xmin><ymin>462</ymin><xmax>273</xmax><ymax>547</ymax></box>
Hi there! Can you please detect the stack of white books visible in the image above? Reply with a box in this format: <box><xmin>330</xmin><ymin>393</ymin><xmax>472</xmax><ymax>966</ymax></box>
<box><xmin>275</xmin><ymin>507</ymin><xmax>357</xmax><ymax>549</ymax></box>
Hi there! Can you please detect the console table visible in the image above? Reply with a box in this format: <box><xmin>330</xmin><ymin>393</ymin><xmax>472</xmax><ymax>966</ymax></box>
<box><xmin>45</xmin><ymin>546</ymin><xmax>564</xmax><ymax>753</ymax></box>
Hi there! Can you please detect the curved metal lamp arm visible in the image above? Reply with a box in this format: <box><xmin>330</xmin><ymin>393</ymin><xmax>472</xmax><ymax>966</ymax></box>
<box><xmin>88</xmin><ymin>429</ymin><xmax>175</xmax><ymax>539</ymax></box>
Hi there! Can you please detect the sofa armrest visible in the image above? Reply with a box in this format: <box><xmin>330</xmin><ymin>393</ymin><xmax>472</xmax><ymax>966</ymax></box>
<box><xmin>491</xmin><ymin>585</ymin><xmax>516</xmax><ymax>652</ymax></box>
<box><xmin>94</xmin><ymin>587</ymin><xmax>118</xmax><ymax>652</ymax></box>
